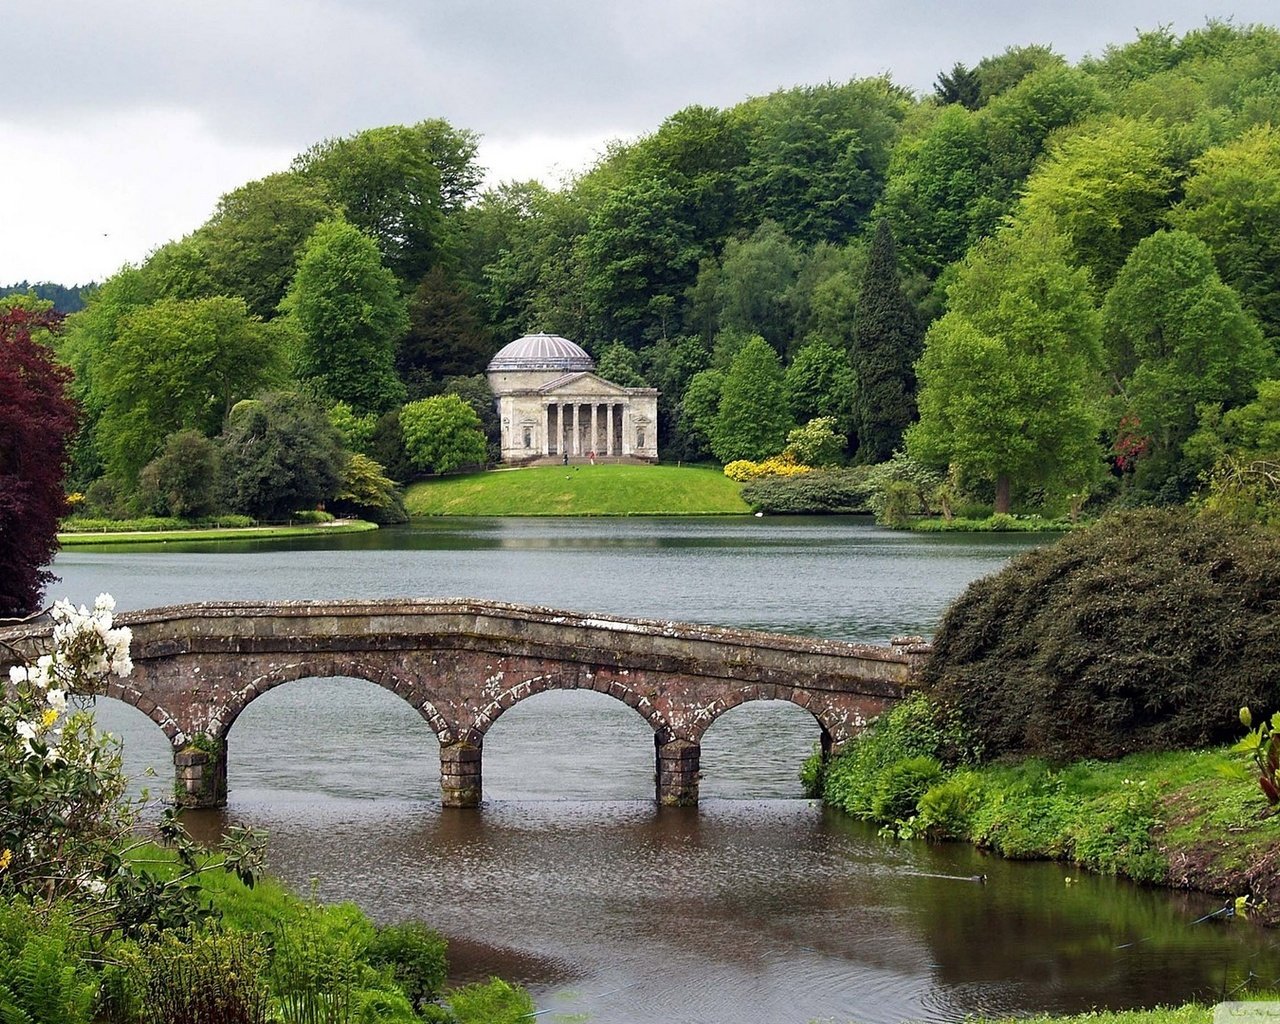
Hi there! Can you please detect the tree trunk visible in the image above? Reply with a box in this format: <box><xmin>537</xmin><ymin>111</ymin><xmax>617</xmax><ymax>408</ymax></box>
<box><xmin>994</xmin><ymin>473</ymin><xmax>1011</xmax><ymax>514</ymax></box>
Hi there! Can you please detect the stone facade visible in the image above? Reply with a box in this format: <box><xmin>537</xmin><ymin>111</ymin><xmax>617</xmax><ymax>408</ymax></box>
<box><xmin>0</xmin><ymin>600</ymin><xmax>930</xmax><ymax>809</ymax></box>
<box><xmin>487</xmin><ymin>334</ymin><xmax>659</xmax><ymax>463</ymax></box>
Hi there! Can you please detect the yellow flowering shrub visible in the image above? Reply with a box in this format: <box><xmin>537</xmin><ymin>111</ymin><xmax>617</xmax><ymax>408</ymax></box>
<box><xmin>723</xmin><ymin>454</ymin><xmax>812</xmax><ymax>481</ymax></box>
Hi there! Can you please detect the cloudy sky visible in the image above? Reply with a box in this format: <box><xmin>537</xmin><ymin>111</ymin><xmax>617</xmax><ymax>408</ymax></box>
<box><xmin>2</xmin><ymin>1</ymin><xmax>1276</xmax><ymax>285</ymax></box>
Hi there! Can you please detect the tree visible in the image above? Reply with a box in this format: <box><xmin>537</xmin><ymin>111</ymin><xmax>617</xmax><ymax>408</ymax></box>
<box><xmin>137</xmin><ymin>429</ymin><xmax>223</xmax><ymax>518</ymax></box>
<box><xmin>219</xmin><ymin>393</ymin><xmax>346</xmax><ymax>520</ymax></box>
<box><xmin>292</xmin><ymin>120</ymin><xmax>481</xmax><ymax>283</ymax></box>
<box><xmin>93</xmin><ymin>295</ymin><xmax>286</xmax><ymax>483</ymax></box>
<box><xmin>712</xmin><ymin>220</ymin><xmax>799</xmax><ymax>352</ymax></box>
<box><xmin>907</xmin><ymin>218</ymin><xmax>1104</xmax><ymax>513</ymax></box>
<box><xmin>399</xmin><ymin>394</ymin><xmax>488</xmax><ymax>475</ymax></box>
<box><xmin>783</xmin><ymin>337</ymin><xmax>856</xmax><ymax>436</ymax></box>
<box><xmin>974</xmin><ymin>44</ymin><xmax>1065</xmax><ymax>104</ymax></box>
<box><xmin>0</xmin><ymin>306</ymin><xmax>78</xmax><ymax>616</ymax></box>
<box><xmin>711</xmin><ymin>336</ymin><xmax>794</xmax><ymax>463</ymax></box>
<box><xmin>1017</xmin><ymin>116</ymin><xmax>1175</xmax><ymax>288</ymax></box>
<box><xmin>933</xmin><ymin>63</ymin><xmax>982</xmax><ymax>109</ymax></box>
<box><xmin>850</xmin><ymin>220</ymin><xmax>923</xmax><ymax>462</ymax></box>
<box><xmin>785</xmin><ymin>417</ymin><xmax>844</xmax><ymax>467</ymax></box>
<box><xmin>1172</xmin><ymin>126</ymin><xmax>1280</xmax><ymax>342</ymax></box>
<box><xmin>679</xmin><ymin>368</ymin><xmax>725</xmax><ymax>459</ymax></box>
<box><xmin>398</xmin><ymin>266</ymin><xmax>493</xmax><ymax>392</ymax></box>
<box><xmin>1102</xmin><ymin>230</ymin><xmax>1275</xmax><ymax>494</ymax></box>
<box><xmin>333</xmin><ymin>453</ymin><xmax>408</xmax><ymax>524</ymax></box>
<box><xmin>595</xmin><ymin>342</ymin><xmax>648</xmax><ymax>387</ymax></box>
<box><xmin>282</xmin><ymin>219</ymin><xmax>408</xmax><ymax>416</ymax></box>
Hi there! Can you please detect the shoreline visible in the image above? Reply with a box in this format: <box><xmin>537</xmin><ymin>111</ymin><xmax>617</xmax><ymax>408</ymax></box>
<box><xmin>58</xmin><ymin>520</ymin><xmax>378</xmax><ymax>546</ymax></box>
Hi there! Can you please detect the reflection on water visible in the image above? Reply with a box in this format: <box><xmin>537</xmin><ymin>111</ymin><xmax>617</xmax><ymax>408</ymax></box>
<box><xmin>60</xmin><ymin>518</ymin><xmax>1280</xmax><ymax>1024</ymax></box>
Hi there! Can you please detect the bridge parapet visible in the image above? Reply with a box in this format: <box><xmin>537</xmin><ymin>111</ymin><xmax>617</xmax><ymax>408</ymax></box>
<box><xmin>0</xmin><ymin>599</ymin><xmax>931</xmax><ymax>809</ymax></box>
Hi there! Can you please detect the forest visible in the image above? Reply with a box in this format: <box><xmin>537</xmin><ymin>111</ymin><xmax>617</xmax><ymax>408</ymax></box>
<box><xmin>26</xmin><ymin>20</ymin><xmax>1280</xmax><ymax>524</ymax></box>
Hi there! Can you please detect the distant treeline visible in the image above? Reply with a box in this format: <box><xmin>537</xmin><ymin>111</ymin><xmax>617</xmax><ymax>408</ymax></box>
<box><xmin>1</xmin><ymin>281</ymin><xmax>95</xmax><ymax>313</ymax></box>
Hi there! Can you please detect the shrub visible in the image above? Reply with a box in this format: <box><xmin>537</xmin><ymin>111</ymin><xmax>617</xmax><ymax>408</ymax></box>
<box><xmin>723</xmin><ymin>453</ymin><xmax>811</xmax><ymax>482</ymax></box>
<box><xmin>742</xmin><ymin>467</ymin><xmax>873</xmax><ymax>514</ymax></box>
<box><xmin>872</xmin><ymin>755</ymin><xmax>943</xmax><ymax>821</ymax></box>
<box><xmin>366</xmin><ymin>922</ymin><xmax>448</xmax><ymax>1009</ymax></box>
<box><xmin>119</xmin><ymin>925</ymin><xmax>271</xmax><ymax>1024</ymax></box>
<box><xmin>924</xmin><ymin>508</ymin><xmax>1280</xmax><ymax>761</ymax></box>
<box><xmin>447</xmin><ymin>978</ymin><xmax>536</xmax><ymax>1024</ymax></box>
<box><xmin>914</xmin><ymin>772</ymin><xmax>982</xmax><ymax>840</ymax></box>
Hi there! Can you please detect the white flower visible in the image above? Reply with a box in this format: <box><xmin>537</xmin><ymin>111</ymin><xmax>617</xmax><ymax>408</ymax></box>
<box><xmin>9</xmin><ymin>665</ymin><xmax>28</xmax><ymax>686</ymax></box>
<box><xmin>94</xmin><ymin>593</ymin><xmax>115</xmax><ymax>614</ymax></box>
<box><xmin>46</xmin><ymin>689</ymin><xmax>68</xmax><ymax>713</ymax></box>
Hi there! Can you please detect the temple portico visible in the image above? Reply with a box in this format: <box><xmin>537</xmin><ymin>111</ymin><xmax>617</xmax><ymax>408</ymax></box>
<box><xmin>487</xmin><ymin>334</ymin><xmax>658</xmax><ymax>463</ymax></box>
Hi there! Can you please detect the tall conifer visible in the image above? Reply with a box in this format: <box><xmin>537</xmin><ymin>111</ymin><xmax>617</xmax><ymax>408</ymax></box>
<box><xmin>850</xmin><ymin>220</ymin><xmax>923</xmax><ymax>462</ymax></box>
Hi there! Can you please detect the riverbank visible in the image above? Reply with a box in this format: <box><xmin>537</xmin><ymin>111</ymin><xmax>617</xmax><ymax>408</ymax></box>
<box><xmin>404</xmin><ymin>463</ymin><xmax>749</xmax><ymax>515</ymax></box>
<box><xmin>58</xmin><ymin>519</ymin><xmax>378</xmax><ymax>545</ymax></box>
<box><xmin>814</xmin><ymin>697</ymin><xmax>1280</xmax><ymax>924</ymax></box>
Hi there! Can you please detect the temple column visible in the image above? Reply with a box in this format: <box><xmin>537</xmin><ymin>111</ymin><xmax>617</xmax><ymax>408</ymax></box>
<box><xmin>545</xmin><ymin>404</ymin><xmax>555</xmax><ymax>455</ymax></box>
<box><xmin>590</xmin><ymin>403</ymin><xmax>598</xmax><ymax>454</ymax></box>
<box><xmin>655</xmin><ymin>736</ymin><xmax>700</xmax><ymax>806</ymax></box>
<box><xmin>603</xmin><ymin>404</ymin><xmax>613</xmax><ymax>455</ymax></box>
<box><xmin>441</xmin><ymin>741</ymin><xmax>482</xmax><ymax>808</ymax></box>
<box><xmin>174</xmin><ymin>738</ymin><xmax>228</xmax><ymax>810</ymax></box>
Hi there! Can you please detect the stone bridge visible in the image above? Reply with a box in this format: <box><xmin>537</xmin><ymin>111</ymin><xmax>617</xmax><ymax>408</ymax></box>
<box><xmin>1</xmin><ymin>599</ymin><xmax>930</xmax><ymax>808</ymax></box>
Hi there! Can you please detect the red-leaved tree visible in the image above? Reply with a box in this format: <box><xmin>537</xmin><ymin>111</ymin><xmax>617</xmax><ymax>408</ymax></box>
<box><xmin>0</xmin><ymin>306</ymin><xmax>79</xmax><ymax>616</ymax></box>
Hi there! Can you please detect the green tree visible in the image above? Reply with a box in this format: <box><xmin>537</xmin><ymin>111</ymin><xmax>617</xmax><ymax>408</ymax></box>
<box><xmin>94</xmin><ymin>296</ymin><xmax>285</xmax><ymax>483</ymax></box>
<box><xmin>1172</xmin><ymin>125</ymin><xmax>1280</xmax><ymax>342</ymax></box>
<box><xmin>783</xmin><ymin>336</ymin><xmax>856</xmax><ymax>435</ymax></box>
<box><xmin>137</xmin><ymin>429</ymin><xmax>223</xmax><ymax>518</ymax></box>
<box><xmin>785</xmin><ymin>417</ymin><xmax>845</xmax><ymax>467</ymax></box>
<box><xmin>400</xmin><ymin>394</ymin><xmax>488</xmax><ymax>475</ymax></box>
<box><xmin>282</xmin><ymin>219</ymin><xmax>408</xmax><ymax>416</ymax></box>
<box><xmin>974</xmin><ymin>44</ymin><xmax>1065</xmax><ymax>104</ymax></box>
<box><xmin>292</xmin><ymin>120</ymin><xmax>481</xmax><ymax>283</ymax></box>
<box><xmin>1017</xmin><ymin>116</ymin><xmax>1175</xmax><ymax>288</ymax></box>
<box><xmin>713</xmin><ymin>220</ymin><xmax>799</xmax><ymax>352</ymax></box>
<box><xmin>678</xmin><ymin>368</ymin><xmax>725</xmax><ymax>459</ymax></box>
<box><xmin>399</xmin><ymin>265</ymin><xmax>493</xmax><ymax>394</ymax></box>
<box><xmin>850</xmin><ymin>220</ymin><xmax>923</xmax><ymax>462</ymax></box>
<box><xmin>200</xmin><ymin>172</ymin><xmax>338</xmax><ymax>319</ymax></box>
<box><xmin>933</xmin><ymin>63</ymin><xmax>981</xmax><ymax>109</ymax></box>
<box><xmin>595</xmin><ymin>342</ymin><xmax>648</xmax><ymax>387</ymax></box>
<box><xmin>333</xmin><ymin>453</ymin><xmax>407</xmax><ymax>524</ymax></box>
<box><xmin>907</xmin><ymin>218</ymin><xmax>1104</xmax><ymax>513</ymax></box>
<box><xmin>711</xmin><ymin>336</ymin><xmax>794</xmax><ymax>463</ymax></box>
<box><xmin>1102</xmin><ymin>230</ymin><xmax>1275</xmax><ymax>495</ymax></box>
<box><xmin>219</xmin><ymin>393</ymin><xmax>346</xmax><ymax>520</ymax></box>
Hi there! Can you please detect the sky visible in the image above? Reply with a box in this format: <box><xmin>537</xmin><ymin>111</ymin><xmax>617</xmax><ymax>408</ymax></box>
<box><xmin>2</xmin><ymin>1</ymin><xmax>1277</xmax><ymax>286</ymax></box>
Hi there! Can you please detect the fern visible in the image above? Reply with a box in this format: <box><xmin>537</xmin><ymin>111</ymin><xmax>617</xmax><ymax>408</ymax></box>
<box><xmin>0</xmin><ymin>935</ymin><xmax>94</xmax><ymax>1024</ymax></box>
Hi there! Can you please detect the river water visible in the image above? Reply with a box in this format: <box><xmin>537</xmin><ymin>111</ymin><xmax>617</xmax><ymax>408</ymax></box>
<box><xmin>52</xmin><ymin>517</ymin><xmax>1280</xmax><ymax>1024</ymax></box>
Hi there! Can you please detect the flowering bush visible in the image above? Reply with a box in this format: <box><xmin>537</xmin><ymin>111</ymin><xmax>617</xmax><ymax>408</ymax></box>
<box><xmin>1</xmin><ymin>594</ymin><xmax>260</xmax><ymax>935</ymax></box>
<box><xmin>723</xmin><ymin>453</ymin><xmax>812</xmax><ymax>481</ymax></box>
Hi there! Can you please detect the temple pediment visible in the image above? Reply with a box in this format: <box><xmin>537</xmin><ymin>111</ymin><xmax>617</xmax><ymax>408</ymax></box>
<box><xmin>536</xmin><ymin>372</ymin><xmax>637</xmax><ymax>397</ymax></box>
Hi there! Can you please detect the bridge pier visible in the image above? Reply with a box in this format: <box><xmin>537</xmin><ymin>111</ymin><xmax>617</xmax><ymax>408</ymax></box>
<box><xmin>441</xmin><ymin>741</ymin><xmax>482</xmax><ymax>808</ymax></box>
<box><xmin>655</xmin><ymin>737</ymin><xmax>700</xmax><ymax>806</ymax></box>
<box><xmin>173</xmin><ymin>739</ymin><xmax>228</xmax><ymax>810</ymax></box>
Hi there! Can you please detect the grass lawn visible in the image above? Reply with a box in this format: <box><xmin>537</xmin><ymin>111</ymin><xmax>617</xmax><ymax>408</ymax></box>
<box><xmin>58</xmin><ymin>520</ymin><xmax>378</xmax><ymax>546</ymax></box>
<box><xmin>404</xmin><ymin>463</ymin><xmax>749</xmax><ymax>516</ymax></box>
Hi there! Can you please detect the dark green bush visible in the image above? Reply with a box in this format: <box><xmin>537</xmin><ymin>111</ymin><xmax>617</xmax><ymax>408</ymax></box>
<box><xmin>741</xmin><ymin>467</ymin><xmax>873</xmax><ymax>514</ymax></box>
<box><xmin>366</xmin><ymin>922</ymin><xmax>448</xmax><ymax>1009</ymax></box>
<box><xmin>924</xmin><ymin>508</ymin><xmax>1280</xmax><ymax>762</ymax></box>
<box><xmin>872</xmin><ymin>755</ymin><xmax>943</xmax><ymax>820</ymax></box>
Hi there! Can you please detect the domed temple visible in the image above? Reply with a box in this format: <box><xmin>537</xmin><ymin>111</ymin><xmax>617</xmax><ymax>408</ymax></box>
<box><xmin>486</xmin><ymin>334</ymin><xmax>659</xmax><ymax>464</ymax></box>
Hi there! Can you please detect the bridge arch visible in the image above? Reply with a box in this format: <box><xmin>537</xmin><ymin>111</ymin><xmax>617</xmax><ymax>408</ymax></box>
<box><xmin>215</xmin><ymin>658</ymin><xmax>452</xmax><ymax>745</ymax></box>
<box><xmin>102</xmin><ymin>677</ymin><xmax>185</xmax><ymax>746</ymax></box>
<box><xmin>687</xmin><ymin>685</ymin><xmax>850</xmax><ymax>746</ymax></box>
<box><xmin>469</xmin><ymin>670</ymin><xmax>663</xmax><ymax>744</ymax></box>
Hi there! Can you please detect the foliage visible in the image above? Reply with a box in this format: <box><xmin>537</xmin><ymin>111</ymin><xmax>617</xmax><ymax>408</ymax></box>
<box><xmin>1234</xmin><ymin>706</ymin><xmax>1280</xmax><ymax>805</ymax></box>
<box><xmin>0</xmin><ymin>904</ymin><xmax>97</xmax><ymax>1024</ymax></box>
<box><xmin>446</xmin><ymin>978</ymin><xmax>535</xmax><ymax>1024</ymax></box>
<box><xmin>924</xmin><ymin>509</ymin><xmax>1280</xmax><ymax>761</ymax></box>
<box><xmin>782</xmin><ymin>417</ymin><xmax>845</xmax><ymax>467</ymax></box>
<box><xmin>219</xmin><ymin>394</ymin><xmax>346</xmax><ymax>520</ymax></box>
<box><xmin>594</xmin><ymin>342</ymin><xmax>648</xmax><ymax>387</ymax></box>
<box><xmin>710</xmin><ymin>336</ymin><xmax>793</xmax><ymax>463</ymax></box>
<box><xmin>119</xmin><ymin>925</ymin><xmax>271</xmax><ymax>1024</ymax></box>
<box><xmin>333</xmin><ymin>454</ymin><xmax>407</xmax><ymax>525</ymax></box>
<box><xmin>862</xmin><ymin>453</ymin><xmax>945</xmax><ymax>526</ymax></box>
<box><xmin>137</xmin><ymin>430</ymin><xmax>223</xmax><ymax>519</ymax></box>
<box><xmin>907</xmin><ymin>217</ymin><xmax>1103</xmax><ymax>513</ymax></box>
<box><xmin>327</xmin><ymin>402</ymin><xmax>377</xmax><ymax>457</ymax></box>
<box><xmin>722</xmin><ymin>454</ymin><xmax>811</xmax><ymax>482</ymax></box>
<box><xmin>93</xmin><ymin>296</ymin><xmax>286</xmax><ymax>484</ymax></box>
<box><xmin>366</xmin><ymin>922</ymin><xmax>448</xmax><ymax>1010</ymax></box>
<box><xmin>677</xmin><ymin>368</ymin><xmax>724</xmax><ymax>459</ymax></box>
<box><xmin>782</xmin><ymin>337</ymin><xmax>855</xmax><ymax>436</ymax></box>
<box><xmin>934</xmin><ymin>62</ymin><xmax>981</xmax><ymax>109</ymax></box>
<box><xmin>741</xmin><ymin>467</ymin><xmax>874</xmax><ymax>514</ymax></box>
<box><xmin>399</xmin><ymin>395</ymin><xmax>488</xmax><ymax>476</ymax></box>
<box><xmin>399</xmin><ymin>266</ymin><xmax>493</xmax><ymax>389</ymax></box>
<box><xmin>0</xmin><ymin>596</ymin><xmax>262</xmax><ymax>936</ymax></box>
<box><xmin>1173</xmin><ymin>125</ymin><xmax>1280</xmax><ymax>340</ymax></box>
<box><xmin>851</xmin><ymin>219</ymin><xmax>922</xmax><ymax>462</ymax></box>
<box><xmin>1102</xmin><ymin>230</ymin><xmax>1275</xmax><ymax>495</ymax></box>
<box><xmin>282</xmin><ymin>219</ymin><xmax>408</xmax><ymax>416</ymax></box>
<box><xmin>871</xmin><ymin>755</ymin><xmax>943</xmax><ymax>821</ymax></box>
<box><xmin>0</xmin><ymin>306</ymin><xmax>78</xmax><ymax>616</ymax></box>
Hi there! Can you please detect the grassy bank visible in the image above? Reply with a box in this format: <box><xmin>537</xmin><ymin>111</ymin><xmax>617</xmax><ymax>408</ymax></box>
<box><xmin>907</xmin><ymin>512</ymin><xmax>1074</xmax><ymax>532</ymax></box>
<box><xmin>59</xmin><ymin>520</ymin><xmax>377</xmax><ymax>545</ymax></box>
<box><xmin>812</xmin><ymin>696</ymin><xmax>1280</xmax><ymax>921</ymax></box>
<box><xmin>404</xmin><ymin>463</ymin><xmax>749</xmax><ymax>515</ymax></box>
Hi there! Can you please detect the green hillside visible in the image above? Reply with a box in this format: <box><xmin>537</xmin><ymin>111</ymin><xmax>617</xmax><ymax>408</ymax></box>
<box><xmin>404</xmin><ymin>464</ymin><xmax>749</xmax><ymax>516</ymax></box>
